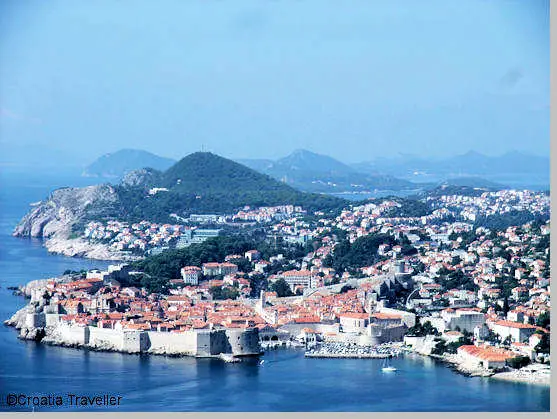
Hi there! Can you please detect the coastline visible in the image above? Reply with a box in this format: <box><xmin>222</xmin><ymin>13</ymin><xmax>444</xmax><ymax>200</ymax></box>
<box><xmin>4</xmin><ymin>276</ymin><xmax>550</xmax><ymax>387</ymax></box>
<box><xmin>4</xmin><ymin>299</ymin><xmax>551</xmax><ymax>387</ymax></box>
<box><xmin>43</xmin><ymin>237</ymin><xmax>139</xmax><ymax>262</ymax></box>
<box><xmin>490</xmin><ymin>370</ymin><xmax>551</xmax><ymax>386</ymax></box>
<box><xmin>11</xmin><ymin>234</ymin><xmax>140</xmax><ymax>262</ymax></box>
<box><xmin>413</xmin><ymin>349</ymin><xmax>551</xmax><ymax>387</ymax></box>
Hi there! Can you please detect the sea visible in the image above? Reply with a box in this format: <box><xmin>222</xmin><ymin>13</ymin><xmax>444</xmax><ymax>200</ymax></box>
<box><xmin>0</xmin><ymin>170</ymin><xmax>550</xmax><ymax>412</ymax></box>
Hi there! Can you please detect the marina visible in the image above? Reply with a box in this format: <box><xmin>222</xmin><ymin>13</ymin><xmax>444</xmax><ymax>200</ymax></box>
<box><xmin>305</xmin><ymin>342</ymin><xmax>401</xmax><ymax>359</ymax></box>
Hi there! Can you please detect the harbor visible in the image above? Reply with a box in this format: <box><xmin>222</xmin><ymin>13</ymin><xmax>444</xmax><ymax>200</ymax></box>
<box><xmin>305</xmin><ymin>342</ymin><xmax>402</xmax><ymax>359</ymax></box>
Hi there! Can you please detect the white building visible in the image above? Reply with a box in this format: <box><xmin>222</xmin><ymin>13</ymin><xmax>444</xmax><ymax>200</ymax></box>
<box><xmin>339</xmin><ymin>313</ymin><xmax>369</xmax><ymax>334</ymax></box>
<box><xmin>181</xmin><ymin>266</ymin><xmax>201</xmax><ymax>285</ymax></box>
<box><xmin>490</xmin><ymin>320</ymin><xmax>538</xmax><ymax>343</ymax></box>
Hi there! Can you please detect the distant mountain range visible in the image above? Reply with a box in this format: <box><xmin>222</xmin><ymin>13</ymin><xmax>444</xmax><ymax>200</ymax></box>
<box><xmin>352</xmin><ymin>150</ymin><xmax>549</xmax><ymax>189</ymax></box>
<box><xmin>82</xmin><ymin>149</ymin><xmax>176</xmax><ymax>178</ymax></box>
<box><xmin>80</xmin><ymin>148</ymin><xmax>548</xmax><ymax>195</ymax></box>
<box><xmin>237</xmin><ymin>149</ymin><xmax>415</xmax><ymax>193</ymax></box>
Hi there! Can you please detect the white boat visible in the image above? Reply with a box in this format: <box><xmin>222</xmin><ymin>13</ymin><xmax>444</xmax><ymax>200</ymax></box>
<box><xmin>381</xmin><ymin>358</ymin><xmax>397</xmax><ymax>372</ymax></box>
<box><xmin>260</xmin><ymin>360</ymin><xmax>265</xmax><ymax>365</ymax></box>
<box><xmin>219</xmin><ymin>353</ymin><xmax>240</xmax><ymax>363</ymax></box>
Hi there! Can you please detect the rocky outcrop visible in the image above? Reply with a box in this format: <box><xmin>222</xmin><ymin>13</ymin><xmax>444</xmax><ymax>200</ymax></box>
<box><xmin>120</xmin><ymin>168</ymin><xmax>161</xmax><ymax>188</ymax></box>
<box><xmin>13</xmin><ymin>184</ymin><xmax>119</xmax><ymax>239</ymax></box>
<box><xmin>4</xmin><ymin>306</ymin><xmax>28</xmax><ymax>329</ymax></box>
<box><xmin>44</xmin><ymin>237</ymin><xmax>137</xmax><ymax>261</ymax></box>
<box><xmin>12</xmin><ymin>184</ymin><xmax>131</xmax><ymax>260</ymax></box>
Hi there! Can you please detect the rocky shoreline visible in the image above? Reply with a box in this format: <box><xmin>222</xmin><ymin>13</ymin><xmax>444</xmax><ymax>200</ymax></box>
<box><xmin>11</xmin><ymin>183</ymin><xmax>136</xmax><ymax>262</ymax></box>
<box><xmin>490</xmin><ymin>370</ymin><xmax>551</xmax><ymax>386</ymax></box>
<box><xmin>408</xmin><ymin>348</ymin><xmax>550</xmax><ymax>385</ymax></box>
<box><xmin>43</xmin><ymin>237</ymin><xmax>137</xmax><ymax>261</ymax></box>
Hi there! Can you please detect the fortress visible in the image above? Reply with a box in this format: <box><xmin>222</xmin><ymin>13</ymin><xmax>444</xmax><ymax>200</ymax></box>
<box><xmin>18</xmin><ymin>306</ymin><xmax>261</xmax><ymax>358</ymax></box>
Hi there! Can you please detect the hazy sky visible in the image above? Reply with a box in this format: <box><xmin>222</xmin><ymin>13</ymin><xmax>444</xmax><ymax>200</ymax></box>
<box><xmin>0</xmin><ymin>0</ymin><xmax>550</xmax><ymax>166</ymax></box>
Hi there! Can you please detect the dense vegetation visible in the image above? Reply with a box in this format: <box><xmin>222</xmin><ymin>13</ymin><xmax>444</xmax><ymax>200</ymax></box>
<box><xmin>270</xmin><ymin>278</ymin><xmax>295</xmax><ymax>297</ymax></box>
<box><xmin>474</xmin><ymin>210</ymin><xmax>549</xmax><ymax>231</ymax></box>
<box><xmin>125</xmin><ymin>234</ymin><xmax>315</xmax><ymax>294</ymax></box>
<box><xmin>78</xmin><ymin>152</ymin><xmax>349</xmax><ymax>225</ymax></box>
<box><xmin>407</xmin><ymin>321</ymin><xmax>441</xmax><ymax>337</ymax></box>
<box><xmin>97</xmin><ymin>153</ymin><xmax>346</xmax><ymax>222</ymax></box>
<box><xmin>158</xmin><ymin>152</ymin><xmax>347</xmax><ymax>214</ymax></box>
<box><xmin>384</xmin><ymin>198</ymin><xmax>432</xmax><ymax>218</ymax></box>
<box><xmin>506</xmin><ymin>356</ymin><xmax>531</xmax><ymax>369</ymax></box>
<box><xmin>323</xmin><ymin>233</ymin><xmax>402</xmax><ymax>273</ymax></box>
<box><xmin>437</xmin><ymin>269</ymin><xmax>477</xmax><ymax>292</ymax></box>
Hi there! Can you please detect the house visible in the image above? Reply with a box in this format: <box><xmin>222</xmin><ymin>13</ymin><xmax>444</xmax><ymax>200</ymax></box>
<box><xmin>60</xmin><ymin>299</ymin><xmax>85</xmax><ymax>315</ymax></box>
<box><xmin>506</xmin><ymin>310</ymin><xmax>525</xmax><ymax>323</ymax></box>
<box><xmin>490</xmin><ymin>320</ymin><xmax>538</xmax><ymax>343</ymax></box>
<box><xmin>245</xmin><ymin>250</ymin><xmax>261</xmax><ymax>262</ymax></box>
<box><xmin>220</xmin><ymin>262</ymin><xmax>239</xmax><ymax>276</ymax></box>
<box><xmin>370</xmin><ymin>313</ymin><xmax>403</xmax><ymax>328</ymax></box>
<box><xmin>441</xmin><ymin>309</ymin><xmax>485</xmax><ymax>333</ymax></box>
<box><xmin>254</xmin><ymin>260</ymin><xmax>270</xmax><ymax>273</ymax></box>
<box><xmin>181</xmin><ymin>266</ymin><xmax>201</xmax><ymax>285</ymax></box>
<box><xmin>339</xmin><ymin>312</ymin><xmax>369</xmax><ymax>333</ymax></box>
<box><xmin>202</xmin><ymin>262</ymin><xmax>222</xmax><ymax>277</ymax></box>
<box><xmin>511</xmin><ymin>287</ymin><xmax>529</xmax><ymax>301</ymax></box>
<box><xmin>300</xmin><ymin>328</ymin><xmax>318</xmax><ymax>347</ymax></box>
<box><xmin>121</xmin><ymin>287</ymin><xmax>141</xmax><ymax>297</ymax></box>
<box><xmin>457</xmin><ymin>345</ymin><xmax>515</xmax><ymax>371</ymax></box>
<box><xmin>202</xmin><ymin>262</ymin><xmax>238</xmax><ymax>277</ymax></box>
<box><xmin>280</xmin><ymin>270</ymin><xmax>315</xmax><ymax>292</ymax></box>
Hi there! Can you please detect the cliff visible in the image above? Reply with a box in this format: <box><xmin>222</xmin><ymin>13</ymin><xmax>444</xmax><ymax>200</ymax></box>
<box><xmin>12</xmin><ymin>184</ymin><xmax>129</xmax><ymax>260</ymax></box>
<box><xmin>14</xmin><ymin>184</ymin><xmax>119</xmax><ymax>238</ymax></box>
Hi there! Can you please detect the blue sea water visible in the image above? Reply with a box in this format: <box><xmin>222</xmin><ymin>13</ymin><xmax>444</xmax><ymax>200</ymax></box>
<box><xmin>0</xmin><ymin>172</ymin><xmax>550</xmax><ymax>412</ymax></box>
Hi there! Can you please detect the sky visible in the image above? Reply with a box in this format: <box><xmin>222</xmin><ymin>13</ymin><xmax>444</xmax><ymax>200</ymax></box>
<box><xmin>0</xmin><ymin>0</ymin><xmax>550</xmax><ymax>168</ymax></box>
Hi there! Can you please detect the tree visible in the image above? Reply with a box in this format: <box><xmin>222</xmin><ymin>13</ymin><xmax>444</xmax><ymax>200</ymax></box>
<box><xmin>270</xmin><ymin>278</ymin><xmax>294</xmax><ymax>297</ymax></box>
<box><xmin>407</xmin><ymin>320</ymin><xmax>440</xmax><ymax>337</ymax></box>
<box><xmin>340</xmin><ymin>285</ymin><xmax>355</xmax><ymax>294</ymax></box>
<box><xmin>235</xmin><ymin>258</ymin><xmax>252</xmax><ymax>273</ymax></box>
<box><xmin>431</xmin><ymin>339</ymin><xmax>447</xmax><ymax>355</ymax></box>
<box><xmin>485</xmin><ymin>329</ymin><xmax>500</xmax><ymax>345</ymax></box>
<box><xmin>327</xmin><ymin>233</ymin><xmax>398</xmax><ymax>272</ymax></box>
<box><xmin>534</xmin><ymin>332</ymin><xmax>550</xmax><ymax>354</ymax></box>
<box><xmin>536</xmin><ymin>312</ymin><xmax>550</xmax><ymax>329</ymax></box>
<box><xmin>210</xmin><ymin>286</ymin><xmax>239</xmax><ymax>300</ymax></box>
<box><xmin>502</xmin><ymin>297</ymin><xmax>510</xmax><ymax>316</ymax></box>
<box><xmin>506</xmin><ymin>356</ymin><xmax>530</xmax><ymax>369</ymax></box>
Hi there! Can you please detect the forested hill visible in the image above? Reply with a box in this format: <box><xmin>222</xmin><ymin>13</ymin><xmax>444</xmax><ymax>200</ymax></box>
<box><xmin>16</xmin><ymin>152</ymin><xmax>349</xmax><ymax>237</ymax></box>
<box><xmin>115</xmin><ymin>152</ymin><xmax>347</xmax><ymax>217</ymax></box>
<box><xmin>162</xmin><ymin>152</ymin><xmax>314</xmax><ymax>198</ymax></box>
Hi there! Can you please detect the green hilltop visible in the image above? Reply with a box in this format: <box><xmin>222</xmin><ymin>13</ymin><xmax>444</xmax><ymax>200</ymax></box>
<box><xmin>108</xmin><ymin>152</ymin><xmax>347</xmax><ymax>222</ymax></box>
